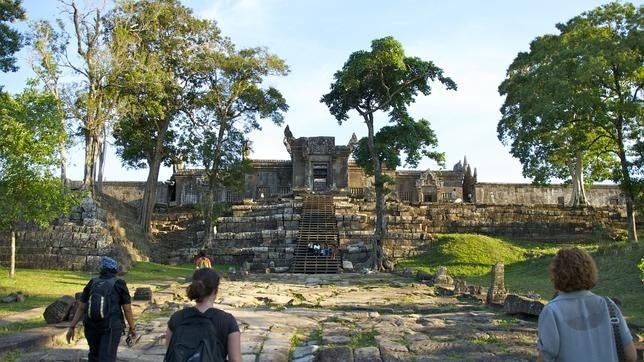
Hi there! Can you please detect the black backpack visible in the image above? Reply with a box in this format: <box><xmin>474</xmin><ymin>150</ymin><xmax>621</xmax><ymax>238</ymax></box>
<box><xmin>86</xmin><ymin>276</ymin><xmax>118</xmax><ymax>326</ymax></box>
<box><xmin>164</xmin><ymin>308</ymin><xmax>225</xmax><ymax>362</ymax></box>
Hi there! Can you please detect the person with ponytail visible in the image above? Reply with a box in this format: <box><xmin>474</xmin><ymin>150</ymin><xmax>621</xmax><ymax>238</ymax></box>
<box><xmin>165</xmin><ymin>268</ymin><xmax>241</xmax><ymax>361</ymax></box>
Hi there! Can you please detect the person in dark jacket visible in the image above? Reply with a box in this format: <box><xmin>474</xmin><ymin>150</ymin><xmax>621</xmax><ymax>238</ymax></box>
<box><xmin>66</xmin><ymin>256</ymin><xmax>137</xmax><ymax>362</ymax></box>
<box><xmin>165</xmin><ymin>268</ymin><xmax>241</xmax><ymax>361</ymax></box>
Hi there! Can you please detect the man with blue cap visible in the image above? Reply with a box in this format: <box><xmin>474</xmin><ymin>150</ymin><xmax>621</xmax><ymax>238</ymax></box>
<box><xmin>66</xmin><ymin>256</ymin><xmax>137</xmax><ymax>361</ymax></box>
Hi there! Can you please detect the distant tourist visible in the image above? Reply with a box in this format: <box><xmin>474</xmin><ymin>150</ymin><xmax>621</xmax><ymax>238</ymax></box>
<box><xmin>537</xmin><ymin>248</ymin><xmax>636</xmax><ymax>362</ymax></box>
<box><xmin>194</xmin><ymin>250</ymin><xmax>213</xmax><ymax>269</ymax></box>
<box><xmin>450</xmin><ymin>188</ymin><xmax>457</xmax><ymax>200</ymax></box>
<box><xmin>66</xmin><ymin>256</ymin><xmax>137</xmax><ymax>362</ymax></box>
<box><xmin>165</xmin><ymin>268</ymin><xmax>241</xmax><ymax>362</ymax></box>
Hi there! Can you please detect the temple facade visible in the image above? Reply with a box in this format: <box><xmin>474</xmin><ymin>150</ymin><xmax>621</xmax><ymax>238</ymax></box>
<box><xmin>162</xmin><ymin>126</ymin><xmax>624</xmax><ymax>208</ymax></box>
<box><xmin>171</xmin><ymin>126</ymin><xmax>476</xmax><ymax>206</ymax></box>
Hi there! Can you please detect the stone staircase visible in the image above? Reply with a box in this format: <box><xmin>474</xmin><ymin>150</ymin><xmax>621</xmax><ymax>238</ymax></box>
<box><xmin>291</xmin><ymin>195</ymin><xmax>341</xmax><ymax>274</ymax></box>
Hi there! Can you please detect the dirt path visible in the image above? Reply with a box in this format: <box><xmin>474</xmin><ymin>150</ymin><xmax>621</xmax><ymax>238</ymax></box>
<box><xmin>15</xmin><ymin>273</ymin><xmax>538</xmax><ymax>361</ymax></box>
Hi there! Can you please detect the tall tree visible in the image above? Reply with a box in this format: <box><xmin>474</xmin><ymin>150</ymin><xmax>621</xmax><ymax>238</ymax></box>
<box><xmin>179</xmin><ymin>41</ymin><xmax>289</xmax><ymax>246</ymax></box>
<box><xmin>498</xmin><ymin>33</ymin><xmax>617</xmax><ymax>206</ymax></box>
<box><xmin>28</xmin><ymin>20</ymin><xmax>71</xmax><ymax>184</ymax></box>
<box><xmin>0</xmin><ymin>0</ymin><xmax>25</xmax><ymax>74</ymax></box>
<box><xmin>498</xmin><ymin>2</ymin><xmax>642</xmax><ymax>241</ymax></box>
<box><xmin>321</xmin><ymin>37</ymin><xmax>456</xmax><ymax>270</ymax></box>
<box><xmin>107</xmin><ymin>0</ymin><xmax>219</xmax><ymax>233</ymax></box>
<box><xmin>0</xmin><ymin>89</ymin><xmax>76</xmax><ymax>277</ymax></box>
<box><xmin>67</xmin><ymin>1</ymin><xmax>117</xmax><ymax>192</ymax></box>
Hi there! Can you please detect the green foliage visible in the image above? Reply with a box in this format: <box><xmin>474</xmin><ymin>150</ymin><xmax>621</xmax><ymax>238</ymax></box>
<box><xmin>399</xmin><ymin>234</ymin><xmax>644</xmax><ymax>324</ymax></box>
<box><xmin>321</xmin><ymin>36</ymin><xmax>457</xmax><ymax>124</ymax></box>
<box><xmin>0</xmin><ymin>0</ymin><xmax>25</xmax><ymax>73</ymax></box>
<box><xmin>398</xmin><ymin>234</ymin><xmax>526</xmax><ymax>277</ymax></box>
<box><xmin>321</xmin><ymin>36</ymin><xmax>456</xmax><ymax>268</ymax></box>
<box><xmin>0</xmin><ymin>316</ymin><xmax>45</xmax><ymax>335</ymax></box>
<box><xmin>352</xmin><ymin>113</ymin><xmax>445</xmax><ymax>176</ymax></box>
<box><xmin>348</xmin><ymin>329</ymin><xmax>378</xmax><ymax>349</ymax></box>
<box><xmin>112</xmin><ymin>114</ymin><xmax>177</xmax><ymax>169</ymax></box>
<box><xmin>498</xmin><ymin>2</ymin><xmax>643</xmax><ymax>226</ymax></box>
<box><xmin>0</xmin><ymin>267</ymin><xmax>89</xmax><ymax>315</ymax></box>
<box><xmin>0</xmin><ymin>89</ymin><xmax>76</xmax><ymax>231</ymax></box>
<box><xmin>0</xmin><ymin>262</ymin><xmax>200</xmax><ymax>315</ymax></box>
<box><xmin>639</xmin><ymin>257</ymin><xmax>644</xmax><ymax>282</ymax></box>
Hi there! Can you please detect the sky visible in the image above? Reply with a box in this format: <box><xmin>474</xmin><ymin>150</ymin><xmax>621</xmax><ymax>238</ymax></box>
<box><xmin>0</xmin><ymin>0</ymin><xmax>628</xmax><ymax>183</ymax></box>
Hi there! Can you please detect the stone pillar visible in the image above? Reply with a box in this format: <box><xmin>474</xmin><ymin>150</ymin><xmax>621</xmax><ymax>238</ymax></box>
<box><xmin>486</xmin><ymin>262</ymin><xmax>507</xmax><ymax>305</ymax></box>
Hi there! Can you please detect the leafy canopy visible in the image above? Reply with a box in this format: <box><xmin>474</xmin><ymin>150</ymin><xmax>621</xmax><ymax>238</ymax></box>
<box><xmin>498</xmin><ymin>2</ymin><xmax>643</xmax><ymax>186</ymax></box>
<box><xmin>353</xmin><ymin>112</ymin><xmax>445</xmax><ymax>175</ymax></box>
<box><xmin>322</xmin><ymin>36</ymin><xmax>457</xmax><ymax>123</ymax></box>
<box><xmin>0</xmin><ymin>89</ymin><xmax>76</xmax><ymax>230</ymax></box>
<box><xmin>0</xmin><ymin>0</ymin><xmax>25</xmax><ymax>73</ymax></box>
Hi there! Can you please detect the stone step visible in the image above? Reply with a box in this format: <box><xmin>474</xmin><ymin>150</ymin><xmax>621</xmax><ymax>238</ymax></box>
<box><xmin>0</xmin><ymin>323</ymin><xmax>69</xmax><ymax>360</ymax></box>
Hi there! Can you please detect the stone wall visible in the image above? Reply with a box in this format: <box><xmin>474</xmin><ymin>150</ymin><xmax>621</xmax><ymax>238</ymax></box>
<box><xmin>101</xmin><ymin>181</ymin><xmax>168</xmax><ymax>207</ymax></box>
<box><xmin>474</xmin><ymin>183</ymin><xmax>623</xmax><ymax>206</ymax></box>
<box><xmin>421</xmin><ymin>203</ymin><xmax>629</xmax><ymax>241</ymax></box>
<box><xmin>335</xmin><ymin>199</ymin><xmax>436</xmax><ymax>264</ymax></box>
<box><xmin>155</xmin><ymin>201</ymin><xmax>301</xmax><ymax>269</ymax></box>
<box><xmin>0</xmin><ymin>199</ymin><xmax>124</xmax><ymax>271</ymax></box>
<box><xmin>0</xmin><ymin>224</ymin><xmax>116</xmax><ymax>271</ymax></box>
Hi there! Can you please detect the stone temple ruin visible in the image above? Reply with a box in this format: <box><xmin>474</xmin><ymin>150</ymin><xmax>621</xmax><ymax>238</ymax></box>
<box><xmin>0</xmin><ymin>126</ymin><xmax>633</xmax><ymax>274</ymax></box>
<box><xmin>172</xmin><ymin>126</ymin><xmax>476</xmax><ymax>206</ymax></box>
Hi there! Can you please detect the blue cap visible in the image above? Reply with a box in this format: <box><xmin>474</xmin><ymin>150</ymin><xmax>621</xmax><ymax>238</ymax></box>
<box><xmin>100</xmin><ymin>256</ymin><xmax>118</xmax><ymax>271</ymax></box>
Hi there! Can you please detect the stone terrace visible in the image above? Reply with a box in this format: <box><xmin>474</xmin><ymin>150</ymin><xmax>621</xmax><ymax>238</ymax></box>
<box><xmin>15</xmin><ymin>273</ymin><xmax>539</xmax><ymax>362</ymax></box>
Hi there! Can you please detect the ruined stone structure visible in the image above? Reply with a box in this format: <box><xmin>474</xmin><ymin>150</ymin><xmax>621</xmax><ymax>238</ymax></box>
<box><xmin>166</xmin><ymin>126</ymin><xmax>625</xmax><ymax>208</ymax></box>
<box><xmin>171</xmin><ymin>126</ymin><xmax>479</xmax><ymax>206</ymax></box>
<box><xmin>0</xmin><ymin>128</ymin><xmax>634</xmax><ymax>272</ymax></box>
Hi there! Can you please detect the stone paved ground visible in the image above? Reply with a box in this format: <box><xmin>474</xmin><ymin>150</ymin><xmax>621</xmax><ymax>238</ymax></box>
<box><xmin>15</xmin><ymin>273</ymin><xmax>538</xmax><ymax>361</ymax></box>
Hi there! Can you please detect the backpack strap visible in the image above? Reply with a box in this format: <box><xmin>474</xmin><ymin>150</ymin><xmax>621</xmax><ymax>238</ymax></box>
<box><xmin>604</xmin><ymin>296</ymin><xmax>625</xmax><ymax>362</ymax></box>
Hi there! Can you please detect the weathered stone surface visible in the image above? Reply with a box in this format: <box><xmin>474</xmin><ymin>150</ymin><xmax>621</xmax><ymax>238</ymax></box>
<box><xmin>43</xmin><ymin>295</ymin><xmax>75</xmax><ymax>324</ymax></box>
<box><xmin>319</xmin><ymin>346</ymin><xmax>353</xmax><ymax>362</ymax></box>
<box><xmin>504</xmin><ymin>294</ymin><xmax>545</xmax><ymax>316</ymax></box>
<box><xmin>292</xmin><ymin>345</ymin><xmax>318</xmax><ymax>359</ymax></box>
<box><xmin>434</xmin><ymin>266</ymin><xmax>454</xmax><ymax>286</ymax></box>
<box><xmin>1</xmin><ymin>292</ymin><xmax>25</xmax><ymax>303</ymax></box>
<box><xmin>342</xmin><ymin>260</ymin><xmax>354</xmax><ymax>271</ymax></box>
<box><xmin>133</xmin><ymin>287</ymin><xmax>153</xmax><ymax>302</ymax></box>
<box><xmin>487</xmin><ymin>262</ymin><xmax>507</xmax><ymax>305</ymax></box>
<box><xmin>354</xmin><ymin>346</ymin><xmax>381</xmax><ymax>362</ymax></box>
<box><xmin>435</xmin><ymin>286</ymin><xmax>454</xmax><ymax>296</ymax></box>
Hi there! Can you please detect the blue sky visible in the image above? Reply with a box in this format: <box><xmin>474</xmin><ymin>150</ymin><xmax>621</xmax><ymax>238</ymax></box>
<box><xmin>1</xmin><ymin>0</ymin><xmax>624</xmax><ymax>183</ymax></box>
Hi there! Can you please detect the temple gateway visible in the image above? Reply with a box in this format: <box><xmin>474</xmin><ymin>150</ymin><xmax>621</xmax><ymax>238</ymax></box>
<box><xmin>171</xmin><ymin>126</ymin><xmax>477</xmax><ymax>206</ymax></box>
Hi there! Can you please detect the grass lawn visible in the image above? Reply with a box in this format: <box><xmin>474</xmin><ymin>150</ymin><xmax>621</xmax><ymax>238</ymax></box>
<box><xmin>398</xmin><ymin>234</ymin><xmax>644</xmax><ymax>326</ymax></box>
<box><xmin>0</xmin><ymin>261</ymin><xmax>231</xmax><ymax>317</ymax></box>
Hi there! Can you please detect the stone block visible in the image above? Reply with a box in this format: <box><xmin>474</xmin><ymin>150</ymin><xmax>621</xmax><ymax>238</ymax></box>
<box><xmin>43</xmin><ymin>295</ymin><xmax>75</xmax><ymax>324</ymax></box>
<box><xmin>133</xmin><ymin>287</ymin><xmax>153</xmax><ymax>302</ymax></box>
<box><xmin>354</xmin><ymin>346</ymin><xmax>381</xmax><ymax>362</ymax></box>
<box><xmin>319</xmin><ymin>346</ymin><xmax>353</xmax><ymax>362</ymax></box>
<box><xmin>503</xmin><ymin>294</ymin><xmax>544</xmax><ymax>316</ymax></box>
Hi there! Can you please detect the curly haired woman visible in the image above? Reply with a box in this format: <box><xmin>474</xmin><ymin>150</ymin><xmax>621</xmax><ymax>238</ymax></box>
<box><xmin>537</xmin><ymin>247</ymin><xmax>636</xmax><ymax>362</ymax></box>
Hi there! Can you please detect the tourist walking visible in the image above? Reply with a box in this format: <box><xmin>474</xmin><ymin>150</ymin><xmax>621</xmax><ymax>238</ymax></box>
<box><xmin>537</xmin><ymin>247</ymin><xmax>636</xmax><ymax>362</ymax></box>
<box><xmin>66</xmin><ymin>256</ymin><xmax>137</xmax><ymax>362</ymax></box>
<box><xmin>194</xmin><ymin>250</ymin><xmax>213</xmax><ymax>269</ymax></box>
<box><xmin>165</xmin><ymin>268</ymin><xmax>241</xmax><ymax>361</ymax></box>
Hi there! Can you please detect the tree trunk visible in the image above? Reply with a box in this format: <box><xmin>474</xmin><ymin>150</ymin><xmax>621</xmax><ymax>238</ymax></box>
<box><xmin>96</xmin><ymin>126</ymin><xmax>107</xmax><ymax>193</ymax></box>
<box><xmin>204</xmin><ymin>181</ymin><xmax>216</xmax><ymax>247</ymax></box>
<box><xmin>364</xmin><ymin>115</ymin><xmax>387</xmax><ymax>271</ymax></box>
<box><xmin>82</xmin><ymin>132</ymin><xmax>101</xmax><ymax>193</ymax></box>
<box><xmin>569</xmin><ymin>152</ymin><xmax>587</xmax><ymax>207</ymax></box>
<box><xmin>615</xmin><ymin>117</ymin><xmax>638</xmax><ymax>242</ymax></box>
<box><xmin>60</xmin><ymin>141</ymin><xmax>67</xmax><ymax>187</ymax></box>
<box><xmin>82</xmin><ymin>133</ymin><xmax>95</xmax><ymax>191</ymax></box>
<box><xmin>139</xmin><ymin>124</ymin><xmax>169</xmax><ymax>233</ymax></box>
<box><xmin>9</xmin><ymin>229</ymin><xmax>16</xmax><ymax>278</ymax></box>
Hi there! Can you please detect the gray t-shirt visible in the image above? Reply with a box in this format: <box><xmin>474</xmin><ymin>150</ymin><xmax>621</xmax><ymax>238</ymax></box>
<box><xmin>537</xmin><ymin>290</ymin><xmax>633</xmax><ymax>362</ymax></box>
